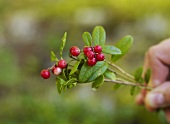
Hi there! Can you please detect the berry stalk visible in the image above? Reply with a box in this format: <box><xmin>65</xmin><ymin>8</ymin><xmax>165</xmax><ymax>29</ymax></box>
<box><xmin>104</xmin><ymin>79</ymin><xmax>153</xmax><ymax>90</ymax></box>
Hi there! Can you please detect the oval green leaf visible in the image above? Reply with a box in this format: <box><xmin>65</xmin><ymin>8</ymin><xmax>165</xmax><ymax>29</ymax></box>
<box><xmin>134</xmin><ymin>67</ymin><xmax>144</xmax><ymax>84</ymax></box>
<box><xmin>92</xmin><ymin>75</ymin><xmax>104</xmax><ymax>90</ymax></box>
<box><xmin>50</xmin><ymin>51</ymin><xmax>59</xmax><ymax>62</ymax></box>
<box><xmin>102</xmin><ymin>45</ymin><xmax>121</xmax><ymax>55</ymax></box>
<box><xmin>92</xmin><ymin>26</ymin><xmax>106</xmax><ymax>46</ymax></box>
<box><xmin>111</xmin><ymin>35</ymin><xmax>133</xmax><ymax>62</ymax></box>
<box><xmin>130</xmin><ymin>86</ymin><xmax>136</xmax><ymax>96</ymax></box>
<box><xmin>104</xmin><ymin>69</ymin><xmax>116</xmax><ymax>81</ymax></box>
<box><xmin>144</xmin><ymin>68</ymin><xmax>151</xmax><ymax>84</ymax></box>
<box><xmin>113</xmin><ymin>84</ymin><xmax>122</xmax><ymax>90</ymax></box>
<box><xmin>56</xmin><ymin>77</ymin><xmax>66</xmax><ymax>94</ymax></box>
<box><xmin>60</xmin><ymin>32</ymin><xmax>67</xmax><ymax>59</ymax></box>
<box><xmin>77</xmin><ymin>52</ymin><xmax>85</xmax><ymax>61</ymax></box>
<box><xmin>82</xmin><ymin>32</ymin><xmax>92</xmax><ymax>46</ymax></box>
<box><xmin>69</xmin><ymin>61</ymin><xmax>81</xmax><ymax>75</ymax></box>
<box><xmin>65</xmin><ymin>78</ymin><xmax>77</xmax><ymax>85</ymax></box>
<box><xmin>79</xmin><ymin>61</ymin><xmax>108</xmax><ymax>83</ymax></box>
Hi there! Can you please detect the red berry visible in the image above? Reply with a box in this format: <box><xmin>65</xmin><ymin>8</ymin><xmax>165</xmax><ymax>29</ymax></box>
<box><xmin>96</xmin><ymin>53</ymin><xmax>105</xmax><ymax>61</ymax></box>
<box><xmin>94</xmin><ymin>45</ymin><xmax>102</xmax><ymax>53</ymax></box>
<box><xmin>87</xmin><ymin>58</ymin><xmax>97</xmax><ymax>66</ymax></box>
<box><xmin>58</xmin><ymin>60</ymin><xmax>67</xmax><ymax>69</ymax></box>
<box><xmin>70</xmin><ymin>46</ymin><xmax>80</xmax><ymax>56</ymax></box>
<box><xmin>53</xmin><ymin>66</ymin><xmax>62</xmax><ymax>76</ymax></box>
<box><xmin>83</xmin><ymin>47</ymin><xmax>92</xmax><ymax>56</ymax></box>
<box><xmin>86</xmin><ymin>51</ymin><xmax>95</xmax><ymax>59</ymax></box>
<box><xmin>41</xmin><ymin>69</ymin><xmax>50</xmax><ymax>79</ymax></box>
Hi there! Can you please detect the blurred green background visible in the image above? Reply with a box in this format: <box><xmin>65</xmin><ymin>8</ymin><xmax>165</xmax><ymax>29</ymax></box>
<box><xmin>0</xmin><ymin>0</ymin><xmax>170</xmax><ymax>124</ymax></box>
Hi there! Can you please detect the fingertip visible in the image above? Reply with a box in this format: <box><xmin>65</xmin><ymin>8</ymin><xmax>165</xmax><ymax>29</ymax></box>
<box><xmin>144</xmin><ymin>93</ymin><xmax>165</xmax><ymax>112</ymax></box>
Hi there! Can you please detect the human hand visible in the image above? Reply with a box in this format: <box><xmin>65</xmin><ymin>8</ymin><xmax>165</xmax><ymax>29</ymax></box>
<box><xmin>135</xmin><ymin>38</ymin><xmax>170</xmax><ymax>122</ymax></box>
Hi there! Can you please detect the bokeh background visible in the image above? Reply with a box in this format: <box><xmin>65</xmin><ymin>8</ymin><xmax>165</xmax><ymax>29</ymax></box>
<box><xmin>0</xmin><ymin>0</ymin><xmax>170</xmax><ymax>124</ymax></box>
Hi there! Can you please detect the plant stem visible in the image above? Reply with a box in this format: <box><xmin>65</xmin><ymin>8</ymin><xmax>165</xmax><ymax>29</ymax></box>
<box><xmin>106</xmin><ymin>60</ymin><xmax>135</xmax><ymax>80</ymax></box>
<box><xmin>108</xmin><ymin>68</ymin><xmax>135</xmax><ymax>82</ymax></box>
<box><xmin>104</xmin><ymin>79</ymin><xmax>152</xmax><ymax>90</ymax></box>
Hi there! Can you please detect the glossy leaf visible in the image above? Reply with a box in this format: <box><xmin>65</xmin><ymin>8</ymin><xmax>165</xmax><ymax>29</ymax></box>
<box><xmin>113</xmin><ymin>84</ymin><xmax>122</xmax><ymax>90</ymax></box>
<box><xmin>82</xmin><ymin>32</ymin><xmax>92</xmax><ymax>46</ymax></box>
<box><xmin>60</xmin><ymin>32</ymin><xmax>67</xmax><ymax>59</ymax></box>
<box><xmin>92</xmin><ymin>75</ymin><xmax>104</xmax><ymax>90</ymax></box>
<box><xmin>77</xmin><ymin>52</ymin><xmax>85</xmax><ymax>61</ymax></box>
<box><xmin>69</xmin><ymin>61</ymin><xmax>81</xmax><ymax>75</ymax></box>
<box><xmin>50</xmin><ymin>51</ymin><xmax>58</xmax><ymax>62</ymax></box>
<box><xmin>65</xmin><ymin>78</ymin><xmax>77</xmax><ymax>85</ymax></box>
<box><xmin>134</xmin><ymin>67</ymin><xmax>144</xmax><ymax>84</ymax></box>
<box><xmin>130</xmin><ymin>86</ymin><xmax>136</xmax><ymax>96</ymax></box>
<box><xmin>56</xmin><ymin>77</ymin><xmax>66</xmax><ymax>94</ymax></box>
<box><xmin>79</xmin><ymin>61</ymin><xmax>108</xmax><ymax>83</ymax></box>
<box><xmin>111</xmin><ymin>35</ymin><xmax>133</xmax><ymax>62</ymax></box>
<box><xmin>104</xmin><ymin>69</ymin><xmax>116</xmax><ymax>81</ymax></box>
<box><xmin>67</xmin><ymin>83</ymin><xmax>77</xmax><ymax>89</ymax></box>
<box><xmin>61</xmin><ymin>69</ymin><xmax>67</xmax><ymax>80</ymax></box>
<box><xmin>144</xmin><ymin>69</ymin><xmax>151</xmax><ymax>84</ymax></box>
<box><xmin>102</xmin><ymin>45</ymin><xmax>121</xmax><ymax>55</ymax></box>
<box><xmin>92</xmin><ymin>26</ymin><xmax>106</xmax><ymax>46</ymax></box>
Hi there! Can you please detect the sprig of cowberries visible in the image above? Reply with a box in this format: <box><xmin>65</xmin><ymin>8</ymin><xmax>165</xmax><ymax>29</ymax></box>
<box><xmin>40</xmin><ymin>26</ymin><xmax>152</xmax><ymax>95</ymax></box>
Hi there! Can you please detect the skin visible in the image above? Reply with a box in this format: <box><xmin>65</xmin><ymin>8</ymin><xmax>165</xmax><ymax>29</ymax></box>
<box><xmin>135</xmin><ymin>38</ymin><xmax>170</xmax><ymax>122</ymax></box>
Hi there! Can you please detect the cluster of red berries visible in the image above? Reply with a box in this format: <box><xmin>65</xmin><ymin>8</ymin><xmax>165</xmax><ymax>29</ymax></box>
<box><xmin>70</xmin><ymin>45</ymin><xmax>105</xmax><ymax>66</ymax></box>
<box><xmin>84</xmin><ymin>45</ymin><xmax>105</xmax><ymax>66</ymax></box>
<box><xmin>41</xmin><ymin>59</ymin><xmax>67</xmax><ymax>79</ymax></box>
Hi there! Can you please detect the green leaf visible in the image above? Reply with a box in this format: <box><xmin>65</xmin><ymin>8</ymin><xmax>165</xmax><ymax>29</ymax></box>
<box><xmin>111</xmin><ymin>35</ymin><xmax>133</xmax><ymax>62</ymax></box>
<box><xmin>113</xmin><ymin>84</ymin><xmax>122</xmax><ymax>90</ymax></box>
<box><xmin>65</xmin><ymin>78</ymin><xmax>77</xmax><ymax>85</ymax></box>
<box><xmin>104</xmin><ymin>69</ymin><xmax>116</xmax><ymax>81</ymax></box>
<box><xmin>92</xmin><ymin>75</ymin><xmax>104</xmax><ymax>90</ymax></box>
<box><xmin>134</xmin><ymin>67</ymin><xmax>144</xmax><ymax>84</ymax></box>
<box><xmin>77</xmin><ymin>52</ymin><xmax>85</xmax><ymax>61</ymax></box>
<box><xmin>61</xmin><ymin>69</ymin><xmax>67</xmax><ymax>80</ymax></box>
<box><xmin>82</xmin><ymin>32</ymin><xmax>92</xmax><ymax>46</ymax></box>
<box><xmin>56</xmin><ymin>77</ymin><xmax>66</xmax><ymax>94</ymax></box>
<box><xmin>56</xmin><ymin>80</ymin><xmax>62</xmax><ymax>94</ymax></box>
<box><xmin>50</xmin><ymin>51</ymin><xmax>59</xmax><ymax>62</ymax></box>
<box><xmin>102</xmin><ymin>45</ymin><xmax>121</xmax><ymax>55</ymax></box>
<box><xmin>60</xmin><ymin>32</ymin><xmax>67</xmax><ymax>59</ymax></box>
<box><xmin>130</xmin><ymin>86</ymin><xmax>136</xmax><ymax>96</ymax></box>
<box><xmin>69</xmin><ymin>61</ymin><xmax>81</xmax><ymax>75</ymax></box>
<box><xmin>92</xmin><ymin>26</ymin><xmax>106</xmax><ymax>46</ymax></box>
<box><xmin>79</xmin><ymin>61</ymin><xmax>108</xmax><ymax>83</ymax></box>
<box><xmin>67</xmin><ymin>83</ymin><xmax>76</xmax><ymax>89</ymax></box>
<box><xmin>144</xmin><ymin>69</ymin><xmax>151</xmax><ymax>84</ymax></box>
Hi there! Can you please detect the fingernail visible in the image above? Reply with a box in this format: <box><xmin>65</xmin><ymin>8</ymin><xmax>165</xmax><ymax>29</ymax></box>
<box><xmin>146</xmin><ymin>93</ymin><xmax>165</xmax><ymax>108</ymax></box>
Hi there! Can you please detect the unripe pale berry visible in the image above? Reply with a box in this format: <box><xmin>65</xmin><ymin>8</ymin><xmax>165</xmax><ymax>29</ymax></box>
<box><xmin>94</xmin><ymin>45</ymin><xmax>102</xmax><ymax>53</ymax></box>
<box><xmin>53</xmin><ymin>66</ymin><xmax>62</xmax><ymax>76</ymax></box>
<box><xmin>41</xmin><ymin>69</ymin><xmax>50</xmax><ymax>79</ymax></box>
<box><xmin>58</xmin><ymin>60</ymin><xmax>67</xmax><ymax>69</ymax></box>
<box><xmin>70</xmin><ymin>46</ymin><xmax>80</xmax><ymax>56</ymax></box>
<box><xmin>83</xmin><ymin>47</ymin><xmax>92</xmax><ymax>56</ymax></box>
<box><xmin>86</xmin><ymin>51</ymin><xmax>95</xmax><ymax>59</ymax></box>
<box><xmin>87</xmin><ymin>58</ymin><xmax>97</xmax><ymax>66</ymax></box>
<box><xmin>96</xmin><ymin>53</ymin><xmax>105</xmax><ymax>61</ymax></box>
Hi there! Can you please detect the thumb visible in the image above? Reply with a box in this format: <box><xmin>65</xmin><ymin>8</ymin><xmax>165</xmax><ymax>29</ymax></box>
<box><xmin>145</xmin><ymin>82</ymin><xmax>170</xmax><ymax>111</ymax></box>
